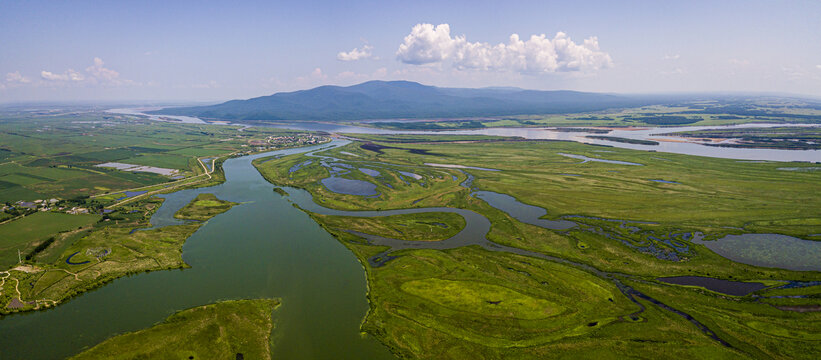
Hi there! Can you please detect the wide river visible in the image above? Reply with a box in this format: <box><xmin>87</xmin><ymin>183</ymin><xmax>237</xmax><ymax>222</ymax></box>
<box><xmin>0</xmin><ymin>142</ymin><xmax>396</xmax><ymax>360</ymax></box>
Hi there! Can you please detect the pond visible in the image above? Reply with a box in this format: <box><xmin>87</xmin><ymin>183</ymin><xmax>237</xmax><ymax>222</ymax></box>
<box><xmin>657</xmin><ymin>276</ymin><xmax>767</xmax><ymax>296</ymax></box>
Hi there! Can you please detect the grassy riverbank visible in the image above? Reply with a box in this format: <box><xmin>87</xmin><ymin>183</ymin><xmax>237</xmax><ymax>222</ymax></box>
<box><xmin>0</xmin><ymin>193</ymin><xmax>236</xmax><ymax>314</ymax></box>
<box><xmin>253</xmin><ymin>135</ymin><xmax>821</xmax><ymax>359</ymax></box>
<box><xmin>71</xmin><ymin>299</ymin><xmax>279</xmax><ymax>360</ymax></box>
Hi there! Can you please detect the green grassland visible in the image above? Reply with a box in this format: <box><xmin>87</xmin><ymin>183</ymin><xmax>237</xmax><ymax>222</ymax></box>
<box><xmin>315</xmin><ymin>212</ymin><xmax>465</xmax><ymax>242</ymax></box>
<box><xmin>174</xmin><ymin>193</ymin><xmax>238</xmax><ymax>221</ymax></box>
<box><xmin>0</xmin><ymin>110</ymin><xmax>310</xmax><ymax>203</ymax></box>
<box><xmin>71</xmin><ymin>299</ymin><xmax>279</xmax><ymax>360</ymax></box>
<box><xmin>0</xmin><ymin>193</ymin><xmax>236</xmax><ymax>314</ymax></box>
<box><xmin>0</xmin><ymin>212</ymin><xmax>100</xmax><ymax>269</ymax></box>
<box><xmin>254</xmin><ymin>135</ymin><xmax>821</xmax><ymax>358</ymax></box>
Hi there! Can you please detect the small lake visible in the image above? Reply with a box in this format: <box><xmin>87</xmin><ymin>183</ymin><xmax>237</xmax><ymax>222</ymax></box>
<box><xmin>321</xmin><ymin>176</ymin><xmax>379</xmax><ymax>196</ymax></box>
<box><xmin>692</xmin><ymin>234</ymin><xmax>821</xmax><ymax>272</ymax></box>
<box><xmin>657</xmin><ymin>276</ymin><xmax>767</xmax><ymax>296</ymax></box>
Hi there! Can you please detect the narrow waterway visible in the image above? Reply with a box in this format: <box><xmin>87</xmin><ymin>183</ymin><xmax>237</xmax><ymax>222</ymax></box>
<box><xmin>0</xmin><ymin>142</ymin><xmax>395</xmax><ymax>360</ymax></box>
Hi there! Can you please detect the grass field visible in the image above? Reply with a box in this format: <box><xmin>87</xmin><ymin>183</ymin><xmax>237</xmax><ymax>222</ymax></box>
<box><xmin>254</xmin><ymin>135</ymin><xmax>821</xmax><ymax>359</ymax></box>
<box><xmin>315</xmin><ymin>212</ymin><xmax>465</xmax><ymax>242</ymax></box>
<box><xmin>0</xmin><ymin>212</ymin><xmax>100</xmax><ymax>269</ymax></box>
<box><xmin>71</xmin><ymin>299</ymin><xmax>280</xmax><ymax>360</ymax></box>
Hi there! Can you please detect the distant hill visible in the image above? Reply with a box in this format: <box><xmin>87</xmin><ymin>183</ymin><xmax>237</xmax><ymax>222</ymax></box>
<box><xmin>150</xmin><ymin>80</ymin><xmax>652</xmax><ymax>121</ymax></box>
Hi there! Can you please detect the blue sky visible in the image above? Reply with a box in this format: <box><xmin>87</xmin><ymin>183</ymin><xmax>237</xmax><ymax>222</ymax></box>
<box><xmin>1</xmin><ymin>0</ymin><xmax>819</xmax><ymax>102</ymax></box>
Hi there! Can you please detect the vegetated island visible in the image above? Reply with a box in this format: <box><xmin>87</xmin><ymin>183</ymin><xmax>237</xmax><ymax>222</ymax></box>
<box><xmin>174</xmin><ymin>193</ymin><xmax>239</xmax><ymax>221</ymax></box>
<box><xmin>662</xmin><ymin>126</ymin><xmax>821</xmax><ymax>150</ymax></box>
<box><xmin>71</xmin><ymin>299</ymin><xmax>279</xmax><ymax>360</ymax></box>
<box><xmin>0</xmin><ymin>193</ymin><xmax>236</xmax><ymax>314</ymax></box>
<box><xmin>585</xmin><ymin>135</ymin><xmax>660</xmax><ymax>145</ymax></box>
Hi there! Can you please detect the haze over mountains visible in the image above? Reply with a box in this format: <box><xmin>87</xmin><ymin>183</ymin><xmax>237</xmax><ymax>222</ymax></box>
<box><xmin>151</xmin><ymin>81</ymin><xmax>654</xmax><ymax>121</ymax></box>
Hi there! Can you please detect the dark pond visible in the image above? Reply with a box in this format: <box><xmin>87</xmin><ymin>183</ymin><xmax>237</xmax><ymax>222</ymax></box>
<box><xmin>649</xmin><ymin>179</ymin><xmax>679</xmax><ymax>184</ymax></box>
<box><xmin>657</xmin><ymin>276</ymin><xmax>767</xmax><ymax>296</ymax></box>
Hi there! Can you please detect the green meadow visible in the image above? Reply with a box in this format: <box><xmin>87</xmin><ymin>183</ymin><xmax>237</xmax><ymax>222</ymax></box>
<box><xmin>71</xmin><ymin>299</ymin><xmax>279</xmax><ymax>360</ymax></box>
<box><xmin>254</xmin><ymin>135</ymin><xmax>821</xmax><ymax>359</ymax></box>
<box><xmin>0</xmin><ymin>212</ymin><xmax>100</xmax><ymax>269</ymax></box>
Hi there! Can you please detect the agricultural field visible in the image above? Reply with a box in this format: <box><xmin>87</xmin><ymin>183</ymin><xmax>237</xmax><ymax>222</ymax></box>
<box><xmin>0</xmin><ymin>193</ymin><xmax>236</xmax><ymax>314</ymax></box>
<box><xmin>0</xmin><ymin>212</ymin><xmax>100</xmax><ymax>269</ymax></box>
<box><xmin>0</xmin><ymin>109</ymin><xmax>320</xmax><ymax>204</ymax></box>
<box><xmin>71</xmin><ymin>299</ymin><xmax>279</xmax><ymax>360</ymax></box>
<box><xmin>255</xmin><ymin>135</ymin><xmax>821</xmax><ymax>358</ymax></box>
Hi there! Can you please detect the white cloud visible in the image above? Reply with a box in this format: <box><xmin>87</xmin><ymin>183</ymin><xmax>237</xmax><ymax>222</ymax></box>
<box><xmin>85</xmin><ymin>57</ymin><xmax>122</xmax><ymax>83</ymax></box>
<box><xmin>41</xmin><ymin>69</ymin><xmax>85</xmax><ymax>82</ymax></box>
<box><xmin>728</xmin><ymin>58</ymin><xmax>750</xmax><ymax>66</ymax></box>
<box><xmin>396</xmin><ymin>23</ymin><xmax>613</xmax><ymax>74</ymax></box>
<box><xmin>310</xmin><ymin>68</ymin><xmax>326</xmax><ymax>79</ymax></box>
<box><xmin>5</xmin><ymin>71</ymin><xmax>31</xmax><ymax>84</ymax></box>
<box><xmin>663</xmin><ymin>54</ymin><xmax>680</xmax><ymax>60</ymax></box>
<box><xmin>816</xmin><ymin>64</ymin><xmax>821</xmax><ymax>70</ymax></box>
<box><xmin>337</xmin><ymin>44</ymin><xmax>374</xmax><ymax>61</ymax></box>
<box><xmin>40</xmin><ymin>58</ymin><xmax>132</xmax><ymax>85</ymax></box>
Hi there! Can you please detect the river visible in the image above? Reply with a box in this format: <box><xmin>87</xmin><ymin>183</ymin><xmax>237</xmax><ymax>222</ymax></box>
<box><xmin>0</xmin><ymin>142</ymin><xmax>396</xmax><ymax>360</ymax></box>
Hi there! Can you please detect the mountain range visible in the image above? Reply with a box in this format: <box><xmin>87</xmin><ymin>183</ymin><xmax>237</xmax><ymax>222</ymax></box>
<box><xmin>150</xmin><ymin>80</ymin><xmax>656</xmax><ymax>121</ymax></box>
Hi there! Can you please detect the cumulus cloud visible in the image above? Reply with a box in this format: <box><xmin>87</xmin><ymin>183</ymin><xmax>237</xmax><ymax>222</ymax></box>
<box><xmin>337</xmin><ymin>44</ymin><xmax>374</xmax><ymax>61</ymax></box>
<box><xmin>40</xmin><ymin>58</ymin><xmax>131</xmax><ymax>85</ymax></box>
<box><xmin>41</xmin><ymin>69</ymin><xmax>85</xmax><ymax>81</ymax></box>
<box><xmin>5</xmin><ymin>71</ymin><xmax>31</xmax><ymax>84</ymax></box>
<box><xmin>396</xmin><ymin>23</ymin><xmax>613</xmax><ymax>73</ymax></box>
<box><xmin>85</xmin><ymin>57</ymin><xmax>122</xmax><ymax>83</ymax></box>
<box><xmin>663</xmin><ymin>54</ymin><xmax>680</xmax><ymax>60</ymax></box>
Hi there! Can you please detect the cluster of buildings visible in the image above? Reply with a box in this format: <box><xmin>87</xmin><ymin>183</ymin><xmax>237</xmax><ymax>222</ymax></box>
<box><xmin>1</xmin><ymin>199</ymin><xmax>91</xmax><ymax>215</ymax></box>
<box><xmin>4</xmin><ymin>199</ymin><xmax>60</xmax><ymax>213</ymax></box>
<box><xmin>244</xmin><ymin>133</ymin><xmax>329</xmax><ymax>152</ymax></box>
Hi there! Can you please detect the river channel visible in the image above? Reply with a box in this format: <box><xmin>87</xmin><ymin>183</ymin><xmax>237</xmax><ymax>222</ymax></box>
<box><xmin>0</xmin><ymin>142</ymin><xmax>396</xmax><ymax>360</ymax></box>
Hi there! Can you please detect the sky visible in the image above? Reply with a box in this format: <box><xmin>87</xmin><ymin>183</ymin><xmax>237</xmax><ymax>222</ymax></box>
<box><xmin>1</xmin><ymin>0</ymin><xmax>820</xmax><ymax>103</ymax></box>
